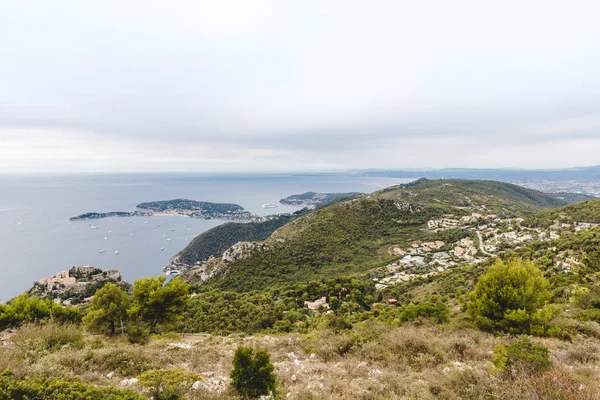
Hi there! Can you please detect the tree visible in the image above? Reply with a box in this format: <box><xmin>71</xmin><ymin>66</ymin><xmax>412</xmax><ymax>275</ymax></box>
<box><xmin>129</xmin><ymin>276</ymin><xmax>189</xmax><ymax>333</ymax></box>
<box><xmin>82</xmin><ymin>283</ymin><xmax>130</xmax><ymax>335</ymax></box>
<box><xmin>230</xmin><ymin>346</ymin><xmax>276</xmax><ymax>398</ymax></box>
<box><xmin>468</xmin><ymin>259</ymin><xmax>550</xmax><ymax>334</ymax></box>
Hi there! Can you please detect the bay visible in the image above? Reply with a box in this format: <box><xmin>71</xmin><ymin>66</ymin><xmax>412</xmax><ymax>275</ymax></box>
<box><xmin>0</xmin><ymin>173</ymin><xmax>411</xmax><ymax>301</ymax></box>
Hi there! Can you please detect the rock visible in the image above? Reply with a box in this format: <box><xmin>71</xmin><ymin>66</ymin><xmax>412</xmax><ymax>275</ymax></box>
<box><xmin>106</xmin><ymin>372</ymin><xmax>115</xmax><ymax>378</ymax></box>
<box><xmin>192</xmin><ymin>381</ymin><xmax>206</xmax><ymax>390</ymax></box>
<box><xmin>291</xmin><ymin>374</ymin><xmax>297</xmax><ymax>382</ymax></box>
<box><xmin>287</xmin><ymin>352</ymin><xmax>298</xmax><ymax>361</ymax></box>
<box><xmin>120</xmin><ymin>378</ymin><xmax>138</xmax><ymax>386</ymax></box>
<box><xmin>309</xmin><ymin>353</ymin><xmax>316</xmax><ymax>359</ymax></box>
<box><xmin>169</xmin><ymin>342</ymin><xmax>192</xmax><ymax>349</ymax></box>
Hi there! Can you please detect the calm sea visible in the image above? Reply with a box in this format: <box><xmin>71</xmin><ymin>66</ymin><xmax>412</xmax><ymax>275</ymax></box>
<box><xmin>0</xmin><ymin>173</ymin><xmax>411</xmax><ymax>301</ymax></box>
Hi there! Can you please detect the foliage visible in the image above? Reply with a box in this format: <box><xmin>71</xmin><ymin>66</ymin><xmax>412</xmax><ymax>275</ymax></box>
<box><xmin>230</xmin><ymin>346</ymin><xmax>277</xmax><ymax>398</ymax></box>
<box><xmin>11</xmin><ymin>323</ymin><xmax>84</xmax><ymax>359</ymax></box>
<box><xmin>138</xmin><ymin>369</ymin><xmax>200</xmax><ymax>400</ymax></box>
<box><xmin>524</xmin><ymin>199</ymin><xmax>600</xmax><ymax>229</ymax></box>
<box><xmin>125</xmin><ymin>321</ymin><xmax>150</xmax><ymax>344</ymax></box>
<box><xmin>468</xmin><ymin>259</ymin><xmax>551</xmax><ymax>334</ymax></box>
<box><xmin>129</xmin><ymin>276</ymin><xmax>189</xmax><ymax>333</ymax></box>
<box><xmin>83</xmin><ymin>282</ymin><xmax>130</xmax><ymax>334</ymax></box>
<box><xmin>0</xmin><ymin>371</ymin><xmax>143</xmax><ymax>400</ymax></box>
<box><xmin>492</xmin><ymin>336</ymin><xmax>552</xmax><ymax>376</ymax></box>
<box><xmin>0</xmin><ymin>294</ymin><xmax>82</xmax><ymax>330</ymax></box>
<box><xmin>177</xmin><ymin>211</ymin><xmax>305</xmax><ymax>265</ymax></box>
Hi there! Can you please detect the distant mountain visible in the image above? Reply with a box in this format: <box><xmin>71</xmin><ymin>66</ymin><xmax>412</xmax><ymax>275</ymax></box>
<box><xmin>353</xmin><ymin>165</ymin><xmax>600</xmax><ymax>181</ymax></box>
<box><xmin>188</xmin><ymin>179</ymin><xmax>566</xmax><ymax>291</ymax></box>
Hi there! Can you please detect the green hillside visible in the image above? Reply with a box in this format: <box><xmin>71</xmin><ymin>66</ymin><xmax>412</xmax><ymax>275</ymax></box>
<box><xmin>197</xmin><ymin>179</ymin><xmax>566</xmax><ymax>291</ymax></box>
<box><xmin>375</xmin><ymin>178</ymin><xmax>566</xmax><ymax>214</ymax></box>
<box><xmin>524</xmin><ymin>199</ymin><xmax>600</xmax><ymax>229</ymax></box>
<box><xmin>176</xmin><ymin>211</ymin><xmax>307</xmax><ymax>265</ymax></box>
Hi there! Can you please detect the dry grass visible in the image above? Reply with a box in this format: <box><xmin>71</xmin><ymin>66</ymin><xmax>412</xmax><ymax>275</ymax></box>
<box><xmin>1</xmin><ymin>323</ymin><xmax>599</xmax><ymax>399</ymax></box>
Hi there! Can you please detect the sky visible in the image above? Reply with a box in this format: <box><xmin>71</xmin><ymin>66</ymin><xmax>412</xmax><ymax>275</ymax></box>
<box><xmin>1</xmin><ymin>0</ymin><xmax>599</xmax><ymax>173</ymax></box>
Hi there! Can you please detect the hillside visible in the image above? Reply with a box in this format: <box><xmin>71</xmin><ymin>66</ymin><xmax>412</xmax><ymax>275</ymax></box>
<box><xmin>524</xmin><ymin>199</ymin><xmax>600</xmax><ymax>229</ymax></box>
<box><xmin>173</xmin><ymin>210</ymin><xmax>308</xmax><ymax>266</ymax></box>
<box><xmin>190</xmin><ymin>179</ymin><xmax>566</xmax><ymax>291</ymax></box>
<box><xmin>375</xmin><ymin>178</ymin><xmax>566</xmax><ymax>214</ymax></box>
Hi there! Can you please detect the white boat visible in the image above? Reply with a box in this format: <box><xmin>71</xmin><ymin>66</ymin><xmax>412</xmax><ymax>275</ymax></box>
<box><xmin>99</xmin><ymin>249</ymin><xmax>106</xmax><ymax>253</ymax></box>
<box><xmin>171</xmin><ymin>228</ymin><xmax>175</xmax><ymax>231</ymax></box>
<box><xmin>161</xmin><ymin>247</ymin><xmax>165</xmax><ymax>251</ymax></box>
<box><xmin>162</xmin><ymin>234</ymin><xmax>166</xmax><ymax>238</ymax></box>
<box><xmin>108</xmin><ymin>230</ymin><xmax>112</xmax><ymax>234</ymax></box>
<box><xmin>114</xmin><ymin>250</ymin><xmax>119</xmax><ymax>255</ymax></box>
<box><xmin>90</xmin><ymin>225</ymin><xmax>98</xmax><ymax>229</ymax></box>
<box><xmin>262</xmin><ymin>203</ymin><xmax>278</xmax><ymax>209</ymax></box>
<box><xmin>166</xmin><ymin>238</ymin><xmax>172</xmax><ymax>241</ymax></box>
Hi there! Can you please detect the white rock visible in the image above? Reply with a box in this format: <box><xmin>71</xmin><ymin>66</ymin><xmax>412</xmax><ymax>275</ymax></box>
<box><xmin>192</xmin><ymin>381</ymin><xmax>206</xmax><ymax>390</ymax></box>
<box><xmin>120</xmin><ymin>378</ymin><xmax>138</xmax><ymax>386</ymax></box>
<box><xmin>291</xmin><ymin>374</ymin><xmax>297</xmax><ymax>382</ymax></box>
<box><xmin>309</xmin><ymin>353</ymin><xmax>316</xmax><ymax>359</ymax></box>
<box><xmin>106</xmin><ymin>372</ymin><xmax>115</xmax><ymax>378</ymax></box>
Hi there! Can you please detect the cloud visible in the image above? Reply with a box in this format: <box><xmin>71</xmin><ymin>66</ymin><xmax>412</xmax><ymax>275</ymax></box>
<box><xmin>1</xmin><ymin>0</ymin><xmax>599</xmax><ymax>172</ymax></box>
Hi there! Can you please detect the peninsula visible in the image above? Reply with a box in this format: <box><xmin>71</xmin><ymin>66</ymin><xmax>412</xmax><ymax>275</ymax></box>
<box><xmin>70</xmin><ymin>198</ymin><xmax>268</xmax><ymax>222</ymax></box>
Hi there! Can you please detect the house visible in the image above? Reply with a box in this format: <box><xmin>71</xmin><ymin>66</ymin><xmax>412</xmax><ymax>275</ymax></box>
<box><xmin>386</xmin><ymin>299</ymin><xmax>399</xmax><ymax>306</ymax></box>
<box><xmin>304</xmin><ymin>297</ymin><xmax>329</xmax><ymax>311</ymax></box>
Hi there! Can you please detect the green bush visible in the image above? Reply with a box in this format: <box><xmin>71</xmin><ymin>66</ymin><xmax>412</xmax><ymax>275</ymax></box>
<box><xmin>126</xmin><ymin>321</ymin><xmax>150</xmax><ymax>345</ymax></box>
<box><xmin>492</xmin><ymin>336</ymin><xmax>552</xmax><ymax>376</ymax></box>
<box><xmin>468</xmin><ymin>259</ymin><xmax>551</xmax><ymax>334</ymax></box>
<box><xmin>138</xmin><ymin>369</ymin><xmax>199</xmax><ymax>400</ymax></box>
<box><xmin>0</xmin><ymin>371</ymin><xmax>143</xmax><ymax>400</ymax></box>
<box><xmin>230</xmin><ymin>346</ymin><xmax>277</xmax><ymax>398</ymax></box>
<box><xmin>11</xmin><ymin>323</ymin><xmax>84</xmax><ymax>359</ymax></box>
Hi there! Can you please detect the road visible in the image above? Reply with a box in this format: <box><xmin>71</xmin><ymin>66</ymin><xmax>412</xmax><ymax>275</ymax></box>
<box><xmin>476</xmin><ymin>230</ymin><xmax>494</xmax><ymax>257</ymax></box>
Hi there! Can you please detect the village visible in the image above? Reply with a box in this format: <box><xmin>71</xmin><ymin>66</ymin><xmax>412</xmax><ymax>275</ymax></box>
<box><xmin>373</xmin><ymin>211</ymin><xmax>599</xmax><ymax>290</ymax></box>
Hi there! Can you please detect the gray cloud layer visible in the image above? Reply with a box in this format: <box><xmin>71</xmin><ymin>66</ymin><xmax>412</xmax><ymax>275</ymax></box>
<box><xmin>1</xmin><ymin>0</ymin><xmax>600</xmax><ymax>172</ymax></box>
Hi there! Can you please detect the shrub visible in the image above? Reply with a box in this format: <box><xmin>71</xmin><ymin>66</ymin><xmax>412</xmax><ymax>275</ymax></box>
<box><xmin>230</xmin><ymin>346</ymin><xmax>277</xmax><ymax>398</ymax></box>
<box><xmin>138</xmin><ymin>369</ymin><xmax>200</xmax><ymax>400</ymax></box>
<box><xmin>0</xmin><ymin>371</ymin><xmax>143</xmax><ymax>400</ymax></box>
<box><xmin>126</xmin><ymin>321</ymin><xmax>150</xmax><ymax>345</ymax></box>
<box><xmin>492</xmin><ymin>336</ymin><xmax>552</xmax><ymax>376</ymax></box>
<box><xmin>468</xmin><ymin>259</ymin><xmax>550</xmax><ymax>334</ymax></box>
<box><xmin>11</xmin><ymin>323</ymin><xmax>84</xmax><ymax>359</ymax></box>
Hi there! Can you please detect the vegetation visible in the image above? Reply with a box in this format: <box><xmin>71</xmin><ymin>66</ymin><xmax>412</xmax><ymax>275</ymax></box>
<box><xmin>137</xmin><ymin>199</ymin><xmax>244</xmax><ymax>213</ymax></box>
<box><xmin>468</xmin><ymin>259</ymin><xmax>550</xmax><ymax>334</ymax></box>
<box><xmin>129</xmin><ymin>277</ymin><xmax>189</xmax><ymax>333</ymax></box>
<box><xmin>524</xmin><ymin>199</ymin><xmax>600</xmax><ymax>228</ymax></box>
<box><xmin>230</xmin><ymin>346</ymin><xmax>276</xmax><ymax>398</ymax></box>
<box><xmin>83</xmin><ymin>283</ymin><xmax>130</xmax><ymax>335</ymax></box>
<box><xmin>176</xmin><ymin>210</ymin><xmax>307</xmax><ymax>265</ymax></box>
<box><xmin>0</xmin><ymin>294</ymin><xmax>82</xmax><ymax>330</ymax></box>
<box><xmin>492</xmin><ymin>336</ymin><xmax>552</xmax><ymax>376</ymax></box>
<box><xmin>0</xmin><ymin>371</ymin><xmax>143</xmax><ymax>400</ymax></box>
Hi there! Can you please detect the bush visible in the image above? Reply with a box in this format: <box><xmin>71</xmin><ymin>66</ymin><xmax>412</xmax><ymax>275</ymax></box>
<box><xmin>492</xmin><ymin>336</ymin><xmax>552</xmax><ymax>376</ymax></box>
<box><xmin>138</xmin><ymin>369</ymin><xmax>200</xmax><ymax>400</ymax></box>
<box><xmin>11</xmin><ymin>323</ymin><xmax>84</xmax><ymax>359</ymax></box>
<box><xmin>468</xmin><ymin>259</ymin><xmax>550</xmax><ymax>334</ymax></box>
<box><xmin>0</xmin><ymin>371</ymin><xmax>143</xmax><ymax>400</ymax></box>
<box><xmin>126</xmin><ymin>322</ymin><xmax>150</xmax><ymax>345</ymax></box>
<box><xmin>230</xmin><ymin>346</ymin><xmax>277</xmax><ymax>398</ymax></box>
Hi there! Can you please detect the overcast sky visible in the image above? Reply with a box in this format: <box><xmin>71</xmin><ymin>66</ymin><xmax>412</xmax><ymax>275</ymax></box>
<box><xmin>1</xmin><ymin>1</ymin><xmax>599</xmax><ymax>173</ymax></box>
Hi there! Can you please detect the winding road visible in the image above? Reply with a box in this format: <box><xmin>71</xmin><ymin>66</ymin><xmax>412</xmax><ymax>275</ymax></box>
<box><xmin>476</xmin><ymin>230</ymin><xmax>494</xmax><ymax>257</ymax></box>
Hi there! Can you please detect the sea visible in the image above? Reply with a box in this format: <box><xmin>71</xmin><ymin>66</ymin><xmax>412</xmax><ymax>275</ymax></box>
<box><xmin>0</xmin><ymin>173</ymin><xmax>412</xmax><ymax>301</ymax></box>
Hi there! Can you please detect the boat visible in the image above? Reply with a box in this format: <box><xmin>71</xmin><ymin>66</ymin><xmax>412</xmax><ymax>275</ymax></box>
<box><xmin>165</xmin><ymin>270</ymin><xmax>180</xmax><ymax>276</ymax></box>
<box><xmin>171</xmin><ymin>228</ymin><xmax>175</xmax><ymax>231</ymax></box>
<box><xmin>114</xmin><ymin>251</ymin><xmax>119</xmax><ymax>255</ymax></box>
<box><xmin>104</xmin><ymin>237</ymin><xmax>107</xmax><ymax>240</ymax></box>
<box><xmin>108</xmin><ymin>230</ymin><xmax>112</xmax><ymax>234</ymax></box>
<box><xmin>99</xmin><ymin>249</ymin><xmax>106</xmax><ymax>253</ymax></box>
<box><xmin>161</xmin><ymin>247</ymin><xmax>165</xmax><ymax>251</ymax></box>
<box><xmin>90</xmin><ymin>225</ymin><xmax>98</xmax><ymax>229</ymax></box>
<box><xmin>162</xmin><ymin>234</ymin><xmax>166</xmax><ymax>238</ymax></box>
<box><xmin>262</xmin><ymin>203</ymin><xmax>278</xmax><ymax>209</ymax></box>
<box><xmin>166</xmin><ymin>238</ymin><xmax>172</xmax><ymax>241</ymax></box>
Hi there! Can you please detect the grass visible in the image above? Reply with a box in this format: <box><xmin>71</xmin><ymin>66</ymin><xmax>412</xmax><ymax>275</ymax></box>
<box><xmin>1</xmin><ymin>322</ymin><xmax>599</xmax><ymax>399</ymax></box>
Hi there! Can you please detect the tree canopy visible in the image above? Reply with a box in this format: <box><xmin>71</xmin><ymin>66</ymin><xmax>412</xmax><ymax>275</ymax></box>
<box><xmin>468</xmin><ymin>259</ymin><xmax>550</xmax><ymax>334</ymax></box>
